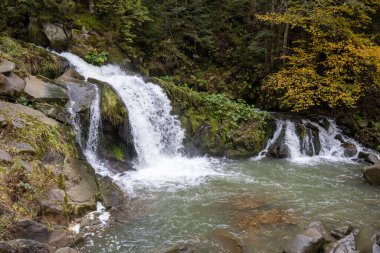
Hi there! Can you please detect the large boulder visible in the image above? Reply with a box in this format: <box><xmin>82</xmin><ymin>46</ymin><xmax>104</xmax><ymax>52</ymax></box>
<box><xmin>24</xmin><ymin>76</ymin><xmax>68</xmax><ymax>105</ymax></box>
<box><xmin>267</xmin><ymin>124</ymin><xmax>289</xmax><ymax>158</ymax></box>
<box><xmin>42</xmin><ymin>23</ymin><xmax>71</xmax><ymax>51</ymax></box>
<box><xmin>288</xmin><ymin>221</ymin><xmax>331</xmax><ymax>253</ymax></box>
<box><xmin>4</xmin><ymin>239</ymin><xmax>50</xmax><ymax>253</ymax></box>
<box><xmin>363</xmin><ymin>163</ymin><xmax>380</xmax><ymax>185</ymax></box>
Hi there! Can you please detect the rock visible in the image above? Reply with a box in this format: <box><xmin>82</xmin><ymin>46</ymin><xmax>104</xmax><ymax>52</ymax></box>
<box><xmin>42</xmin><ymin>23</ymin><xmax>71</xmax><ymax>51</ymax></box>
<box><xmin>0</xmin><ymin>148</ymin><xmax>13</xmax><ymax>164</ymax></box>
<box><xmin>342</xmin><ymin>143</ymin><xmax>357</xmax><ymax>157</ymax></box>
<box><xmin>208</xmin><ymin>229</ymin><xmax>243</xmax><ymax>253</ymax></box>
<box><xmin>368</xmin><ymin>153</ymin><xmax>380</xmax><ymax>164</ymax></box>
<box><xmin>372</xmin><ymin>232</ymin><xmax>380</xmax><ymax>253</ymax></box>
<box><xmin>330</xmin><ymin>225</ymin><xmax>354</xmax><ymax>240</ymax></box>
<box><xmin>319</xmin><ymin>118</ymin><xmax>330</xmax><ymax>131</ymax></box>
<box><xmin>288</xmin><ymin>221</ymin><xmax>330</xmax><ymax>253</ymax></box>
<box><xmin>9</xmin><ymin>142</ymin><xmax>35</xmax><ymax>155</ymax></box>
<box><xmin>55</xmin><ymin>247</ymin><xmax>80</xmax><ymax>253</ymax></box>
<box><xmin>24</xmin><ymin>76</ymin><xmax>68</xmax><ymax>104</ymax></box>
<box><xmin>6</xmin><ymin>219</ymin><xmax>49</xmax><ymax>243</ymax></box>
<box><xmin>64</xmin><ymin>158</ymin><xmax>98</xmax><ymax>215</ymax></box>
<box><xmin>39</xmin><ymin>188</ymin><xmax>65</xmax><ymax>214</ymax></box>
<box><xmin>7</xmin><ymin>239</ymin><xmax>50</xmax><ymax>253</ymax></box>
<box><xmin>34</xmin><ymin>103</ymin><xmax>71</xmax><ymax>124</ymax></box>
<box><xmin>0</xmin><ymin>72</ymin><xmax>26</xmax><ymax>99</ymax></box>
<box><xmin>267</xmin><ymin>124</ymin><xmax>289</xmax><ymax>158</ymax></box>
<box><xmin>0</xmin><ymin>101</ymin><xmax>58</xmax><ymax>127</ymax></box>
<box><xmin>0</xmin><ymin>59</ymin><xmax>15</xmax><ymax>73</ymax></box>
<box><xmin>0</xmin><ymin>241</ymin><xmax>15</xmax><ymax>253</ymax></box>
<box><xmin>329</xmin><ymin>233</ymin><xmax>357</xmax><ymax>253</ymax></box>
<box><xmin>56</xmin><ymin>68</ymin><xmax>85</xmax><ymax>83</ymax></box>
<box><xmin>150</xmin><ymin>245</ymin><xmax>194</xmax><ymax>253</ymax></box>
<box><xmin>48</xmin><ymin>229</ymin><xmax>74</xmax><ymax>248</ymax></box>
<box><xmin>363</xmin><ymin>164</ymin><xmax>380</xmax><ymax>185</ymax></box>
<box><xmin>97</xmin><ymin>176</ymin><xmax>125</xmax><ymax>209</ymax></box>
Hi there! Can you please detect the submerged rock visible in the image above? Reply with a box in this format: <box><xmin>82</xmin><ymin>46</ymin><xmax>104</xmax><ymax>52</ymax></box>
<box><xmin>288</xmin><ymin>221</ymin><xmax>331</xmax><ymax>253</ymax></box>
<box><xmin>208</xmin><ymin>229</ymin><xmax>243</xmax><ymax>253</ymax></box>
<box><xmin>150</xmin><ymin>245</ymin><xmax>194</xmax><ymax>253</ymax></box>
<box><xmin>363</xmin><ymin>163</ymin><xmax>380</xmax><ymax>185</ymax></box>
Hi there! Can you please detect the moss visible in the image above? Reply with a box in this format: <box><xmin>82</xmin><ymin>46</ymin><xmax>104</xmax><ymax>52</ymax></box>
<box><xmin>113</xmin><ymin>146</ymin><xmax>125</xmax><ymax>161</ymax></box>
<box><xmin>101</xmin><ymin>85</ymin><xmax>128</xmax><ymax>127</ymax></box>
<box><xmin>0</xmin><ymin>36</ymin><xmax>62</xmax><ymax>78</ymax></box>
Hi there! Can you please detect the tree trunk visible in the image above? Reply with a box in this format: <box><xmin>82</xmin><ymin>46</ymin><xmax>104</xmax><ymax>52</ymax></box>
<box><xmin>283</xmin><ymin>22</ymin><xmax>290</xmax><ymax>56</ymax></box>
<box><xmin>89</xmin><ymin>0</ymin><xmax>94</xmax><ymax>14</ymax></box>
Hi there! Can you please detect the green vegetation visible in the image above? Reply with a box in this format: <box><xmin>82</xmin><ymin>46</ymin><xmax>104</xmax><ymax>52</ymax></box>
<box><xmin>84</xmin><ymin>50</ymin><xmax>109</xmax><ymax>65</ymax></box>
<box><xmin>101</xmin><ymin>85</ymin><xmax>128</xmax><ymax>127</ymax></box>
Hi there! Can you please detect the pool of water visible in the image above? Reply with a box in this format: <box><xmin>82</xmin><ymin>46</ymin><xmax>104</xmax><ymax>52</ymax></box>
<box><xmin>80</xmin><ymin>158</ymin><xmax>380</xmax><ymax>253</ymax></box>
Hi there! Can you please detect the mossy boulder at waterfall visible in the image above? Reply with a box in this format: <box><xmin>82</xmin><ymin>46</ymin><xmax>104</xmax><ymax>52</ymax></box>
<box><xmin>156</xmin><ymin>78</ymin><xmax>274</xmax><ymax>158</ymax></box>
<box><xmin>90</xmin><ymin>78</ymin><xmax>136</xmax><ymax>170</ymax></box>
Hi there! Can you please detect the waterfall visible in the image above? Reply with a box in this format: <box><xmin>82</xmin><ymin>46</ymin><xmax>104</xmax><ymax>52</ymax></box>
<box><xmin>255</xmin><ymin>117</ymin><xmax>371</xmax><ymax>164</ymax></box>
<box><xmin>61</xmin><ymin>53</ymin><xmax>221</xmax><ymax>194</ymax></box>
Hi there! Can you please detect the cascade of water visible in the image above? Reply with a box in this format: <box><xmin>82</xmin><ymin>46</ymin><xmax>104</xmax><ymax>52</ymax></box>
<box><xmin>85</xmin><ymin>84</ymin><xmax>101</xmax><ymax>154</ymax></box>
<box><xmin>253</xmin><ymin>120</ymin><xmax>285</xmax><ymax>160</ymax></box>
<box><xmin>285</xmin><ymin>120</ymin><xmax>303</xmax><ymax>159</ymax></box>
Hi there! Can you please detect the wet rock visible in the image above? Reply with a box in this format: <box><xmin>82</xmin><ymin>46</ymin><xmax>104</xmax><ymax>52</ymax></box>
<box><xmin>9</xmin><ymin>142</ymin><xmax>36</xmax><ymax>155</ymax></box>
<box><xmin>97</xmin><ymin>176</ymin><xmax>125</xmax><ymax>209</ymax></box>
<box><xmin>267</xmin><ymin>124</ymin><xmax>289</xmax><ymax>158</ymax></box>
<box><xmin>7</xmin><ymin>239</ymin><xmax>50</xmax><ymax>253</ymax></box>
<box><xmin>342</xmin><ymin>143</ymin><xmax>357</xmax><ymax>157</ymax></box>
<box><xmin>288</xmin><ymin>221</ymin><xmax>330</xmax><ymax>253</ymax></box>
<box><xmin>329</xmin><ymin>233</ymin><xmax>357</xmax><ymax>253</ymax></box>
<box><xmin>330</xmin><ymin>225</ymin><xmax>353</xmax><ymax>240</ymax></box>
<box><xmin>55</xmin><ymin>247</ymin><xmax>80</xmax><ymax>253</ymax></box>
<box><xmin>335</xmin><ymin>134</ymin><xmax>345</xmax><ymax>143</ymax></box>
<box><xmin>24</xmin><ymin>76</ymin><xmax>68</xmax><ymax>104</ymax></box>
<box><xmin>48</xmin><ymin>229</ymin><xmax>74</xmax><ymax>248</ymax></box>
<box><xmin>150</xmin><ymin>245</ymin><xmax>194</xmax><ymax>253</ymax></box>
<box><xmin>42</xmin><ymin>23</ymin><xmax>71</xmax><ymax>51</ymax></box>
<box><xmin>209</xmin><ymin>229</ymin><xmax>243</xmax><ymax>253</ymax></box>
<box><xmin>362</xmin><ymin>164</ymin><xmax>380</xmax><ymax>185</ymax></box>
<box><xmin>372</xmin><ymin>232</ymin><xmax>380</xmax><ymax>253</ymax></box>
<box><xmin>56</xmin><ymin>68</ymin><xmax>85</xmax><ymax>83</ymax></box>
<box><xmin>0</xmin><ymin>72</ymin><xmax>26</xmax><ymax>99</ymax></box>
<box><xmin>0</xmin><ymin>148</ymin><xmax>13</xmax><ymax>164</ymax></box>
<box><xmin>0</xmin><ymin>59</ymin><xmax>15</xmax><ymax>73</ymax></box>
<box><xmin>319</xmin><ymin>118</ymin><xmax>330</xmax><ymax>131</ymax></box>
<box><xmin>39</xmin><ymin>188</ymin><xmax>65</xmax><ymax>214</ymax></box>
<box><xmin>6</xmin><ymin>219</ymin><xmax>49</xmax><ymax>243</ymax></box>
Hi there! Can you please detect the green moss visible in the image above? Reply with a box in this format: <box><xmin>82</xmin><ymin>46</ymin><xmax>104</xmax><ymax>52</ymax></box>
<box><xmin>0</xmin><ymin>36</ymin><xmax>62</xmax><ymax>78</ymax></box>
<box><xmin>101</xmin><ymin>85</ymin><xmax>128</xmax><ymax>127</ymax></box>
<box><xmin>113</xmin><ymin>146</ymin><xmax>125</xmax><ymax>161</ymax></box>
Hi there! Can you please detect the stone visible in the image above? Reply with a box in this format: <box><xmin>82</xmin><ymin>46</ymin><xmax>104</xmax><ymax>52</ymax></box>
<box><xmin>97</xmin><ymin>176</ymin><xmax>125</xmax><ymax>209</ymax></box>
<box><xmin>267</xmin><ymin>124</ymin><xmax>289</xmax><ymax>158</ymax></box>
<box><xmin>0</xmin><ymin>148</ymin><xmax>13</xmax><ymax>164</ymax></box>
<box><xmin>0</xmin><ymin>72</ymin><xmax>26</xmax><ymax>99</ymax></box>
<box><xmin>7</xmin><ymin>239</ymin><xmax>50</xmax><ymax>253</ymax></box>
<box><xmin>24</xmin><ymin>76</ymin><xmax>68</xmax><ymax>104</ymax></box>
<box><xmin>0</xmin><ymin>241</ymin><xmax>15</xmax><ymax>253</ymax></box>
<box><xmin>0</xmin><ymin>59</ymin><xmax>15</xmax><ymax>73</ymax></box>
<box><xmin>342</xmin><ymin>143</ymin><xmax>357</xmax><ymax>157</ymax></box>
<box><xmin>9</xmin><ymin>142</ymin><xmax>36</xmax><ymax>155</ymax></box>
<box><xmin>56</xmin><ymin>68</ymin><xmax>85</xmax><ymax>83</ymax></box>
<box><xmin>329</xmin><ymin>233</ymin><xmax>357</xmax><ymax>253</ymax></box>
<box><xmin>48</xmin><ymin>229</ymin><xmax>74</xmax><ymax>248</ymax></box>
<box><xmin>372</xmin><ymin>232</ymin><xmax>380</xmax><ymax>253</ymax></box>
<box><xmin>288</xmin><ymin>221</ymin><xmax>330</xmax><ymax>253</ymax></box>
<box><xmin>39</xmin><ymin>188</ymin><xmax>65</xmax><ymax>214</ymax></box>
<box><xmin>330</xmin><ymin>225</ymin><xmax>353</xmax><ymax>240</ymax></box>
<box><xmin>34</xmin><ymin>103</ymin><xmax>71</xmax><ymax>124</ymax></box>
<box><xmin>150</xmin><ymin>245</ymin><xmax>194</xmax><ymax>253</ymax></box>
<box><xmin>0</xmin><ymin>101</ymin><xmax>58</xmax><ymax>127</ymax></box>
<box><xmin>363</xmin><ymin>164</ymin><xmax>380</xmax><ymax>185</ymax></box>
<box><xmin>6</xmin><ymin>220</ymin><xmax>49</xmax><ymax>243</ymax></box>
<box><xmin>55</xmin><ymin>247</ymin><xmax>80</xmax><ymax>253</ymax></box>
<box><xmin>42</xmin><ymin>23</ymin><xmax>71</xmax><ymax>51</ymax></box>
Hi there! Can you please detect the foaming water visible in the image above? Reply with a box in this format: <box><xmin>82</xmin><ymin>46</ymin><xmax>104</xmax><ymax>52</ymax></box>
<box><xmin>61</xmin><ymin>52</ymin><xmax>220</xmax><ymax>194</ymax></box>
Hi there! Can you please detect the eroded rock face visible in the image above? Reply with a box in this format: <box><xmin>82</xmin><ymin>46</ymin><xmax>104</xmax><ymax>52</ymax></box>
<box><xmin>24</xmin><ymin>76</ymin><xmax>68</xmax><ymax>104</ymax></box>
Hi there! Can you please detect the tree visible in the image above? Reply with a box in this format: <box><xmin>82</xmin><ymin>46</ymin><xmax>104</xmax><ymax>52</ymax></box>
<box><xmin>258</xmin><ymin>0</ymin><xmax>380</xmax><ymax>111</ymax></box>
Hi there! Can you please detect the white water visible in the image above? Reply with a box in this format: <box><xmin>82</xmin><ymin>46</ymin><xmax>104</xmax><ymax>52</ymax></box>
<box><xmin>61</xmin><ymin>53</ymin><xmax>223</xmax><ymax>195</ymax></box>
<box><xmin>255</xmin><ymin>118</ymin><xmax>372</xmax><ymax>164</ymax></box>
